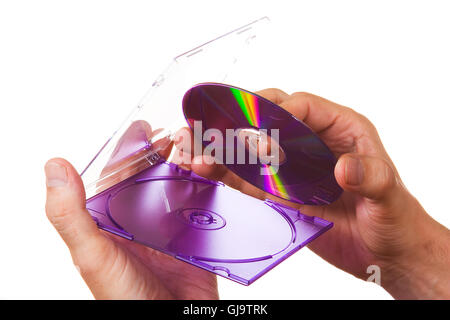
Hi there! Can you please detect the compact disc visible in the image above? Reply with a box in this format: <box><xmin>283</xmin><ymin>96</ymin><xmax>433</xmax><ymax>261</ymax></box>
<box><xmin>106</xmin><ymin>177</ymin><xmax>295</xmax><ymax>262</ymax></box>
<box><xmin>182</xmin><ymin>83</ymin><xmax>342</xmax><ymax>205</ymax></box>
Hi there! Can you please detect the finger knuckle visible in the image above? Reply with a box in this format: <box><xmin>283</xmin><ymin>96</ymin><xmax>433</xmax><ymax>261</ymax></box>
<box><xmin>346</xmin><ymin>108</ymin><xmax>376</xmax><ymax>130</ymax></box>
<box><xmin>45</xmin><ymin>199</ymin><xmax>75</xmax><ymax>228</ymax></box>
<box><xmin>358</xmin><ymin>113</ymin><xmax>374</xmax><ymax>127</ymax></box>
<box><xmin>257</xmin><ymin>88</ymin><xmax>289</xmax><ymax>103</ymax></box>
<box><xmin>72</xmin><ymin>239</ymin><xmax>113</xmax><ymax>277</ymax></box>
<box><xmin>263</xmin><ymin>87</ymin><xmax>285</xmax><ymax>95</ymax></box>
<box><xmin>74</xmin><ymin>255</ymin><xmax>103</xmax><ymax>277</ymax></box>
<box><xmin>291</xmin><ymin>91</ymin><xmax>314</xmax><ymax>100</ymax></box>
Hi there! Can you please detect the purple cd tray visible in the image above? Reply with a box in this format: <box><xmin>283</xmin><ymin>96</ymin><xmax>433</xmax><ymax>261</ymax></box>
<box><xmin>86</xmin><ymin>157</ymin><xmax>333</xmax><ymax>285</ymax></box>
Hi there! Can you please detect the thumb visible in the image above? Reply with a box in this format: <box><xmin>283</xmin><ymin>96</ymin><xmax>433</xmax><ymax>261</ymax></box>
<box><xmin>335</xmin><ymin>153</ymin><xmax>403</xmax><ymax>207</ymax></box>
<box><xmin>45</xmin><ymin>158</ymin><xmax>106</xmax><ymax>258</ymax></box>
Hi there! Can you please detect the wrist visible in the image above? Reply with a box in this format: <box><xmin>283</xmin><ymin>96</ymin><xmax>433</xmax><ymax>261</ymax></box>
<box><xmin>382</xmin><ymin>215</ymin><xmax>450</xmax><ymax>299</ymax></box>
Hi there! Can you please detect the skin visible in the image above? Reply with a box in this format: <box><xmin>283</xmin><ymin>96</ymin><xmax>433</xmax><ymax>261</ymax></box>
<box><xmin>45</xmin><ymin>90</ymin><xmax>450</xmax><ymax>299</ymax></box>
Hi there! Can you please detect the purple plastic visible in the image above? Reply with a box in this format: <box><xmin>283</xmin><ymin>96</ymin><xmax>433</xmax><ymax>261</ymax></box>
<box><xmin>86</xmin><ymin>159</ymin><xmax>333</xmax><ymax>285</ymax></box>
<box><xmin>182</xmin><ymin>83</ymin><xmax>342</xmax><ymax>205</ymax></box>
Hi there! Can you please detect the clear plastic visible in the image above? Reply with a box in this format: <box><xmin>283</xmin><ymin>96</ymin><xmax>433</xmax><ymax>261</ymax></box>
<box><xmin>81</xmin><ymin>17</ymin><xmax>271</xmax><ymax>199</ymax></box>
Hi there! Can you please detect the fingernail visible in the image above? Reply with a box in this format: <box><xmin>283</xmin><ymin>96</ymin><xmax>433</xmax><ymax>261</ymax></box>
<box><xmin>45</xmin><ymin>161</ymin><xmax>68</xmax><ymax>187</ymax></box>
<box><xmin>345</xmin><ymin>156</ymin><xmax>364</xmax><ymax>185</ymax></box>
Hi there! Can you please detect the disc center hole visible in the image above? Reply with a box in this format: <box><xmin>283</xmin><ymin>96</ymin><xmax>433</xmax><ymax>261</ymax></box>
<box><xmin>189</xmin><ymin>211</ymin><xmax>215</xmax><ymax>225</ymax></box>
<box><xmin>237</xmin><ymin>128</ymin><xmax>286</xmax><ymax>165</ymax></box>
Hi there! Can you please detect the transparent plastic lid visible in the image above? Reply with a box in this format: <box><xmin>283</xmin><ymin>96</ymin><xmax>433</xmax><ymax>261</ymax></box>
<box><xmin>81</xmin><ymin>17</ymin><xmax>271</xmax><ymax>198</ymax></box>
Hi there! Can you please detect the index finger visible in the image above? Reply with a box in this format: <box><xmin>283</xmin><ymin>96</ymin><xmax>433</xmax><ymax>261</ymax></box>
<box><xmin>255</xmin><ymin>88</ymin><xmax>290</xmax><ymax>105</ymax></box>
<box><xmin>279</xmin><ymin>92</ymin><xmax>350</xmax><ymax>134</ymax></box>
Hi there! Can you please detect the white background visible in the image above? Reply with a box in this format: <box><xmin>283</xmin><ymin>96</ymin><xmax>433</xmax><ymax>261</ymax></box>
<box><xmin>0</xmin><ymin>0</ymin><xmax>449</xmax><ymax>299</ymax></box>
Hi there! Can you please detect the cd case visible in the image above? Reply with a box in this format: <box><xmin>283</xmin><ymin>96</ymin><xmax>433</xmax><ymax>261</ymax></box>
<box><xmin>82</xmin><ymin>18</ymin><xmax>339</xmax><ymax>285</ymax></box>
